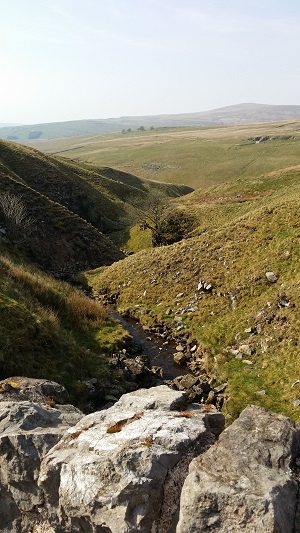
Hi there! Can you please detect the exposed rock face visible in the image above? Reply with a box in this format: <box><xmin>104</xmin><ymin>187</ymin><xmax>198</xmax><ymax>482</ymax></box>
<box><xmin>38</xmin><ymin>385</ymin><xmax>224</xmax><ymax>533</ymax></box>
<box><xmin>0</xmin><ymin>377</ymin><xmax>70</xmax><ymax>405</ymax></box>
<box><xmin>0</xmin><ymin>400</ymin><xmax>83</xmax><ymax>533</ymax></box>
<box><xmin>1</xmin><ymin>384</ymin><xmax>300</xmax><ymax>533</ymax></box>
<box><xmin>177</xmin><ymin>405</ymin><xmax>300</xmax><ymax>533</ymax></box>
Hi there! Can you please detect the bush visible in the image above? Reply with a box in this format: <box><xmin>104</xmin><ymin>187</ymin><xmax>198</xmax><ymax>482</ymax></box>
<box><xmin>159</xmin><ymin>209</ymin><xmax>195</xmax><ymax>245</ymax></box>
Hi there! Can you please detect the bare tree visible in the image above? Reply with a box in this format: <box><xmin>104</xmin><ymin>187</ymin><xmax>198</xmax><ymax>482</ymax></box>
<box><xmin>129</xmin><ymin>191</ymin><xmax>169</xmax><ymax>246</ymax></box>
<box><xmin>0</xmin><ymin>192</ymin><xmax>33</xmax><ymax>241</ymax></box>
<box><xmin>133</xmin><ymin>190</ymin><xmax>195</xmax><ymax>247</ymax></box>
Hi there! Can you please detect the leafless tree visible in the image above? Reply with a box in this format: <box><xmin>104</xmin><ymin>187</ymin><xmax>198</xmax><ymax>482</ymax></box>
<box><xmin>132</xmin><ymin>191</ymin><xmax>170</xmax><ymax>246</ymax></box>
<box><xmin>0</xmin><ymin>192</ymin><xmax>33</xmax><ymax>240</ymax></box>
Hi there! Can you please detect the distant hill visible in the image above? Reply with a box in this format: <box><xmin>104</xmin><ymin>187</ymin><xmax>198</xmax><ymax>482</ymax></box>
<box><xmin>105</xmin><ymin>103</ymin><xmax>300</xmax><ymax>128</ymax></box>
<box><xmin>2</xmin><ymin>103</ymin><xmax>300</xmax><ymax>141</ymax></box>
<box><xmin>0</xmin><ymin>120</ymin><xmax>125</xmax><ymax>142</ymax></box>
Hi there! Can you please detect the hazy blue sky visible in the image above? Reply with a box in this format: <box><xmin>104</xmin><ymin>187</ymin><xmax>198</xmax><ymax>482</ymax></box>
<box><xmin>1</xmin><ymin>0</ymin><xmax>300</xmax><ymax>124</ymax></box>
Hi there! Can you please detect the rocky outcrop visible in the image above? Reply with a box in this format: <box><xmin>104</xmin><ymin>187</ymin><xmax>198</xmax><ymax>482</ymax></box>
<box><xmin>1</xmin><ymin>383</ymin><xmax>300</xmax><ymax>533</ymax></box>
<box><xmin>0</xmin><ymin>377</ymin><xmax>71</xmax><ymax>406</ymax></box>
<box><xmin>0</xmin><ymin>400</ymin><xmax>82</xmax><ymax>532</ymax></box>
<box><xmin>37</xmin><ymin>386</ymin><xmax>224</xmax><ymax>533</ymax></box>
<box><xmin>177</xmin><ymin>405</ymin><xmax>300</xmax><ymax>532</ymax></box>
<box><xmin>170</xmin><ymin>374</ymin><xmax>227</xmax><ymax>409</ymax></box>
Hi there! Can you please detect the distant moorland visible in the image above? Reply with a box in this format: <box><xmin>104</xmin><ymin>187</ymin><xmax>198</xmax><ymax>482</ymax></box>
<box><xmin>27</xmin><ymin>118</ymin><xmax>300</xmax><ymax>190</ymax></box>
<box><xmin>2</xmin><ymin>102</ymin><xmax>300</xmax><ymax>141</ymax></box>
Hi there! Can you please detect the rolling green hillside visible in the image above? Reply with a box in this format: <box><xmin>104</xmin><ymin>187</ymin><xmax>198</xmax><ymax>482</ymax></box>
<box><xmin>0</xmin><ymin>143</ymin><xmax>122</xmax><ymax>277</ymax></box>
<box><xmin>0</xmin><ymin>139</ymin><xmax>191</xmax><ymax>274</ymax></box>
<box><xmin>0</xmin><ymin>140</ymin><xmax>193</xmax><ymax>406</ymax></box>
<box><xmin>28</xmin><ymin>119</ymin><xmax>300</xmax><ymax>191</ymax></box>
<box><xmin>2</xmin><ymin>124</ymin><xmax>300</xmax><ymax>422</ymax></box>
<box><xmin>0</xmin><ymin>138</ymin><xmax>193</xmax><ymax>406</ymax></box>
<box><xmin>86</xmin><ymin>163</ymin><xmax>300</xmax><ymax>423</ymax></box>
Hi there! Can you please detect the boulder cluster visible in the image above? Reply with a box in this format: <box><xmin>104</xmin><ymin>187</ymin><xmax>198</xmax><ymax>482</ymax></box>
<box><xmin>0</xmin><ymin>378</ymin><xmax>299</xmax><ymax>532</ymax></box>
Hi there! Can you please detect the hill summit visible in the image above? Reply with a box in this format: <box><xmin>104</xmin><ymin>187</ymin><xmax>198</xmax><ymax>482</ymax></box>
<box><xmin>2</xmin><ymin>103</ymin><xmax>300</xmax><ymax>141</ymax></box>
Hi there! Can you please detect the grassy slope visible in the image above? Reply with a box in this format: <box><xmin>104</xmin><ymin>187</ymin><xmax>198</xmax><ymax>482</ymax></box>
<box><xmin>0</xmin><ymin>140</ymin><xmax>191</xmax><ymax>273</ymax></box>
<box><xmin>0</xmin><ymin>171</ymin><xmax>123</xmax><ymax>276</ymax></box>
<box><xmin>86</xmin><ymin>163</ymin><xmax>300</xmax><ymax>423</ymax></box>
<box><xmin>28</xmin><ymin>120</ymin><xmax>300</xmax><ymax>190</ymax></box>
<box><xmin>0</xmin><ymin>244</ymin><xmax>128</xmax><ymax>409</ymax></box>
<box><xmin>0</xmin><ymin>140</ymin><xmax>191</xmax><ymax>221</ymax></box>
<box><xmin>3</xmin><ymin>124</ymin><xmax>300</xmax><ymax>420</ymax></box>
<box><xmin>0</xmin><ymin>141</ymin><xmax>145</xmax><ymax>405</ymax></box>
<box><xmin>0</xmin><ymin>139</ymin><xmax>192</xmax><ymax>405</ymax></box>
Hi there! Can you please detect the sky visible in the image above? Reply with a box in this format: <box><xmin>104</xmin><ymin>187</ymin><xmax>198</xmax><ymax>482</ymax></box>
<box><xmin>1</xmin><ymin>0</ymin><xmax>300</xmax><ymax>124</ymax></box>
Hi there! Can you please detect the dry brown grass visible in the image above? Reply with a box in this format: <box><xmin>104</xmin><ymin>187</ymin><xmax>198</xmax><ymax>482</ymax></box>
<box><xmin>106</xmin><ymin>412</ymin><xmax>143</xmax><ymax>434</ymax></box>
<box><xmin>65</xmin><ymin>291</ymin><xmax>106</xmax><ymax>329</ymax></box>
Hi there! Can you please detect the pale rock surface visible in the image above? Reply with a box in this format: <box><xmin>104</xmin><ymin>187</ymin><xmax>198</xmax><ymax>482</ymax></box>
<box><xmin>0</xmin><ymin>400</ymin><xmax>83</xmax><ymax>533</ymax></box>
<box><xmin>0</xmin><ymin>376</ymin><xmax>70</xmax><ymax>405</ymax></box>
<box><xmin>265</xmin><ymin>271</ymin><xmax>278</xmax><ymax>283</ymax></box>
<box><xmin>177</xmin><ymin>405</ymin><xmax>300</xmax><ymax>532</ymax></box>
<box><xmin>38</xmin><ymin>385</ymin><xmax>224</xmax><ymax>532</ymax></box>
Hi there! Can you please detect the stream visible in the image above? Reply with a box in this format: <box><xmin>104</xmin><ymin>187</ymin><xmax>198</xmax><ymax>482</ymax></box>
<box><xmin>112</xmin><ymin>313</ymin><xmax>190</xmax><ymax>380</ymax></box>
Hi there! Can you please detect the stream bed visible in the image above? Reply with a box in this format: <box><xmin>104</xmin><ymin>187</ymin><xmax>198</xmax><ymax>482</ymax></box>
<box><xmin>112</xmin><ymin>313</ymin><xmax>190</xmax><ymax>381</ymax></box>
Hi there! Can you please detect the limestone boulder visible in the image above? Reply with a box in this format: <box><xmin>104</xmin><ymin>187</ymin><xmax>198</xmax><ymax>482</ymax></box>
<box><xmin>0</xmin><ymin>400</ymin><xmax>83</xmax><ymax>532</ymax></box>
<box><xmin>0</xmin><ymin>376</ymin><xmax>70</xmax><ymax>405</ymax></box>
<box><xmin>38</xmin><ymin>385</ymin><xmax>225</xmax><ymax>533</ymax></box>
<box><xmin>265</xmin><ymin>271</ymin><xmax>278</xmax><ymax>283</ymax></box>
<box><xmin>177</xmin><ymin>405</ymin><xmax>300</xmax><ymax>532</ymax></box>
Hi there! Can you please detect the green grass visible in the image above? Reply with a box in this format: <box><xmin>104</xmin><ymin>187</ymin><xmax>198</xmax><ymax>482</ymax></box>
<box><xmin>110</xmin><ymin>225</ymin><xmax>152</xmax><ymax>252</ymax></box>
<box><xmin>3</xmin><ymin>123</ymin><xmax>300</xmax><ymax>421</ymax></box>
<box><xmin>0</xmin><ymin>138</ymin><xmax>194</xmax><ymax>411</ymax></box>
<box><xmin>85</xmin><ymin>167</ymin><xmax>300</xmax><ymax>422</ymax></box>
<box><xmin>177</xmin><ymin>166</ymin><xmax>300</xmax><ymax>237</ymax></box>
<box><xmin>0</xmin><ymin>139</ymin><xmax>191</xmax><ymax>275</ymax></box>
<box><xmin>0</xmin><ymin>250</ymin><xmax>129</xmax><ymax>409</ymax></box>
<box><xmin>28</xmin><ymin>120</ymin><xmax>300</xmax><ymax>190</ymax></box>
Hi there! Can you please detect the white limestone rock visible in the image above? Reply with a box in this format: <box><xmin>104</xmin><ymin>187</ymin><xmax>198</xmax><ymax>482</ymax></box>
<box><xmin>265</xmin><ymin>271</ymin><xmax>278</xmax><ymax>283</ymax></box>
<box><xmin>38</xmin><ymin>385</ymin><xmax>224</xmax><ymax>533</ymax></box>
<box><xmin>0</xmin><ymin>400</ymin><xmax>83</xmax><ymax>533</ymax></box>
<box><xmin>177</xmin><ymin>405</ymin><xmax>300</xmax><ymax>533</ymax></box>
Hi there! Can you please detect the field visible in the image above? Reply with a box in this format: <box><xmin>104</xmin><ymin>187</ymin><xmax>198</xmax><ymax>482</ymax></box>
<box><xmin>28</xmin><ymin>120</ymin><xmax>300</xmax><ymax>190</ymax></box>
